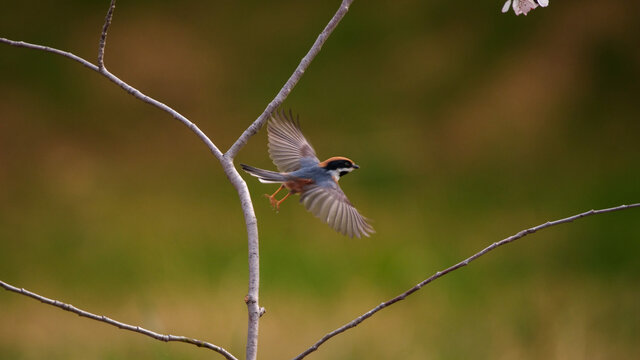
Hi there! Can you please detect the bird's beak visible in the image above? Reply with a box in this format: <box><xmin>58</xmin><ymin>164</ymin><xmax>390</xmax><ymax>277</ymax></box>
<box><xmin>353</xmin><ymin>164</ymin><xmax>360</xmax><ymax>169</ymax></box>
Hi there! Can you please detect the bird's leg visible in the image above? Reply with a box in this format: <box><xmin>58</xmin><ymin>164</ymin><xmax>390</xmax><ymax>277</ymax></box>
<box><xmin>264</xmin><ymin>184</ymin><xmax>285</xmax><ymax>209</ymax></box>
<box><xmin>275</xmin><ymin>192</ymin><xmax>292</xmax><ymax>210</ymax></box>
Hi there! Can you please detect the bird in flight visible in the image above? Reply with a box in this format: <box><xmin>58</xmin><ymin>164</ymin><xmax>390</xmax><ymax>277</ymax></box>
<box><xmin>241</xmin><ymin>110</ymin><xmax>374</xmax><ymax>238</ymax></box>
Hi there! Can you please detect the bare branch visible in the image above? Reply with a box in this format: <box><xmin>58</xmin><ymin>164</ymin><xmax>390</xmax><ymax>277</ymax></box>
<box><xmin>226</xmin><ymin>2</ymin><xmax>356</xmax><ymax>359</ymax></box>
<box><xmin>293</xmin><ymin>203</ymin><xmax>640</xmax><ymax>360</ymax></box>
<box><xmin>0</xmin><ymin>37</ymin><xmax>225</xmax><ymax>161</ymax></box>
<box><xmin>2</xmin><ymin>1</ymin><xmax>358</xmax><ymax>360</ymax></box>
<box><xmin>217</xmin><ymin>157</ymin><xmax>261</xmax><ymax>360</ymax></box>
<box><xmin>98</xmin><ymin>0</ymin><xmax>116</xmax><ymax>68</ymax></box>
<box><xmin>0</xmin><ymin>280</ymin><xmax>238</xmax><ymax>360</ymax></box>
<box><xmin>225</xmin><ymin>0</ymin><xmax>355</xmax><ymax>159</ymax></box>
<box><xmin>0</xmin><ymin>38</ymin><xmax>99</xmax><ymax>71</ymax></box>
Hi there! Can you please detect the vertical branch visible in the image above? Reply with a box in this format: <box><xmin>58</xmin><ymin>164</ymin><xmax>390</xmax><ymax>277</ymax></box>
<box><xmin>223</xmin><ymin>2</ymin><xmax>356</xmax><ymax>360</ymax></box>
<box><xmin>221</xmin><ymin>158</ymin><xmax>262</xmax><ymax>360</ymax></box>
<box><xmin>98</xmin><ymin>0</ymin><xmax>116</xmax><ymax>69</ymax></box>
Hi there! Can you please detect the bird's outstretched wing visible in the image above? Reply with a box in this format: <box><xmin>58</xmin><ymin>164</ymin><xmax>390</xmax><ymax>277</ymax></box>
<box><xmin>268</xmin><ymin>109</ymin><xmax>319</xmax><ymax>172</ymax></box>
<box><xmin>300</xmin><ymin>183</ymin><xmax>374</xmax><ymax>238</ymax></box>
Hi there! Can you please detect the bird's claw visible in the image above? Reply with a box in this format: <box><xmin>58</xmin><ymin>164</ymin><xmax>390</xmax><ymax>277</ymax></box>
<box><xmin>264</xmin><ymin>194</ymin><xmax>280</xmax><ymax>212</ymax></box>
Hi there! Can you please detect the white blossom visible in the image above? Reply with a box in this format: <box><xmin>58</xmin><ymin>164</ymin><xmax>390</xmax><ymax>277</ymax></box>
<box><xmin>501</xmin><ymin>0</ymin><xmax>548</xmax><ymax>16</ymax></box>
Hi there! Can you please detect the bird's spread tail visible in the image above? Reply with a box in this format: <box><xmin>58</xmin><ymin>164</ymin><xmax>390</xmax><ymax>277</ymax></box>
<box><xmin>240</xmin><ymin>164</ymin><xmax>288</xmax><ymax>183</ymax></box>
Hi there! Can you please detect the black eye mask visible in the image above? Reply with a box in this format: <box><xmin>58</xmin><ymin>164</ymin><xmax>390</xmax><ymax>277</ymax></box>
<box><xmin>325</xmin><ymin>159</ymin><xmax>351</xmax><ymax>170</ymax></box>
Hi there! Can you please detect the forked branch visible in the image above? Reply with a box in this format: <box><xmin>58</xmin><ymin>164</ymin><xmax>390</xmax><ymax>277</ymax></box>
<box><xmin>0</xmin><ymin>1</ymin><xmax>356</xmax><ymax>360</ymax></box>
<box><xmin>292</xmin><ymin>203</ymin><xmax>640</xmax><ymax>360</ymax></box>
<box><xmin>223</xmin><ymin>2</ymin><xmax>355</xmax><ymax>359</ymax></box>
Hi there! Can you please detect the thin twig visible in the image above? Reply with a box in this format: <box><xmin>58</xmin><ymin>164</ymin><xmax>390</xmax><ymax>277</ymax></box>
<box><xmin>0</xmin><ymin>280</ymin><xmax>238</xmax><ymax>360</ymax></box>
<box><xmin>225</xmin><ymin>0</ymin><xmax>355</xmax><ymax>159</ymax></box>
<box><xmin>0</xmin><ymin>38</ymin><xmax>99</xmax><ymax>71</ymax></box>
<box><xmin>98</xmin><ymin>0</ymin><xmax>116</xmax><ymax>68</ymax></box>
<box><xmin>292</xmin><ymin>203</ymin><xmax>640</xmax><ymax>360</ymax></box>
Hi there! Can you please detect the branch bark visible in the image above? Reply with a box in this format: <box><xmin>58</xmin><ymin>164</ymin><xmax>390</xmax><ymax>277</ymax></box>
<box><xmin>292</xmin><ymin>203</ymin><xmax>640</xmax><ymax>360</ymax></box>
<box><xmin>98</xmin><ymin>0</ymin><xmax>116</xmax><ymax>68</ymax></box>
<box><xmin>0</xmin><ymin>280</ymin><xmax>238</xmax><ymax>360</ymax></box>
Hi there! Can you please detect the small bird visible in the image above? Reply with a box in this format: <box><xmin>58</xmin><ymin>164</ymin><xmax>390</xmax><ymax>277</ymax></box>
<box><xmin>241</xmin><ymin>110</ymin><xmax>374</xmax><ymax>238</ymax></box>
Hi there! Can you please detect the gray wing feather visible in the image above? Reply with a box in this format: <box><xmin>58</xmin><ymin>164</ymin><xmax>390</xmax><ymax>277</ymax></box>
<box><xmin>300</xmin><ymin>183</ymin><xmax>374</xmax><ymax>238</ymax></box>
<box><xmin>327</xmin><ymin>200</ymin><xmax>340</xmax><ymax>226</ymax></box>
<box><xmin>268</xmin><ymin>110</ymin><xmax>319</xmax><ymax>172</ymax></box>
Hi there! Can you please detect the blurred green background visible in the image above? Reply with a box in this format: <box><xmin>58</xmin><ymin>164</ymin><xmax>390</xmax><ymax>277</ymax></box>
<box><xmin>1</xmin><ymin>0</ymin><xmax>639</xmax><ymax>359</ymax></box>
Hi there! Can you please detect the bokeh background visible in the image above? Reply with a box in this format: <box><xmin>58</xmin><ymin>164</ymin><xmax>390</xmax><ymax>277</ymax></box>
<box><xmin>1</xmin><ymin>0</ymin><xmax>639</xmax><ymax>359</ymax></box>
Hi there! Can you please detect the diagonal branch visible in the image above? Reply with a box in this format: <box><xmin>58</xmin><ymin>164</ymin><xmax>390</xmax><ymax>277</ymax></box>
<box><xmin>98</xmin><ymin>0</ymin><xmax>116</xmax><ymax>68</ymax></box>
<box><xmin>0</xmin><ymin>37</ymin><xmax>225</xmax><ymax>161</ymax></box>
<box><xmin>0</xmin><ymin>280</ymin><xmax>238</xmax><ymax>360</ymax></box>
<box><xmin>292</xmin><ymin>203</ymin><xmax>640</xmax><ymax>360</ymax></box>
<box><xmin>225</xmin><ymin>0</ymin><xmax>356</xmax><ymax>159</ymax></box>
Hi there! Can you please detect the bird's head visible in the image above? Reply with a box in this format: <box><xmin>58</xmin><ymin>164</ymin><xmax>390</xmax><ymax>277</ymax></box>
<box><xmin>319</xmin><ymin>156</ymin><xmax>359</xmax><ymax>181</ymax></box>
